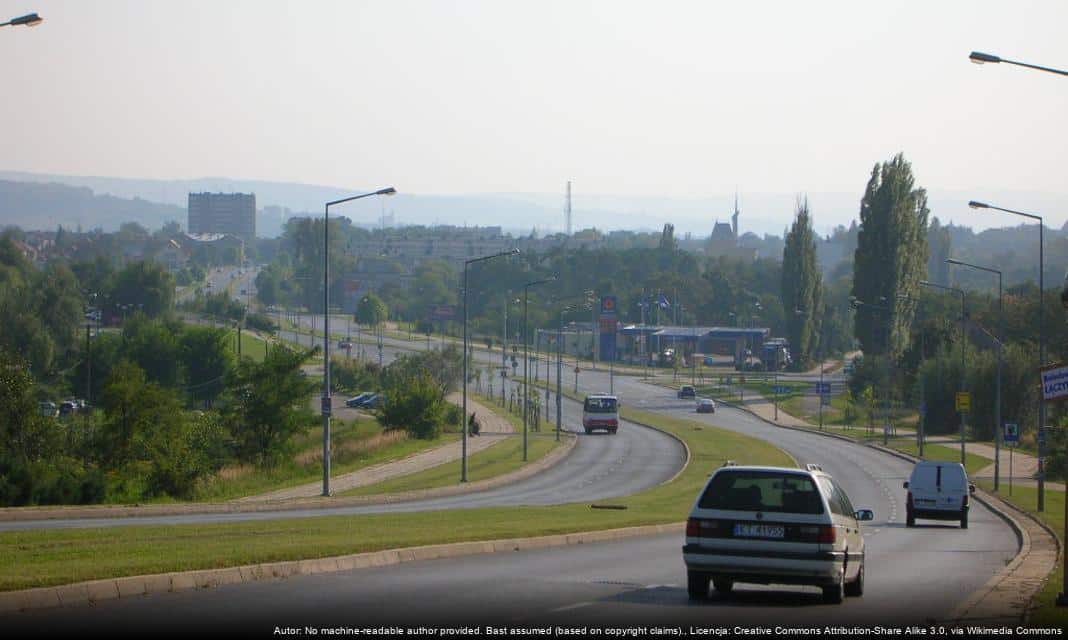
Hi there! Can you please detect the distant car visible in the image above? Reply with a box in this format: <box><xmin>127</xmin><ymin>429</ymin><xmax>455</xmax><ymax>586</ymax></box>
<box><xmin>345</xmin><ymin>393</ymin><xmax>374</xmax><ymax>408</ymax></box>
<box><xmin>696</xmin><ymin>398</ymin><xmax>716</xmax><ymax>414</ymax></box>
<box><xmin>678</xmin><ymin>385</ymin><xmax>696</xmax><ymax>399</ymax></box>
<box><xmin>338</xmin><ymin>340</ymin><xmax>353</xmax><ymax>350</ymax></box>
<box><xmin>703</xmin><ymin>356</ymin><xmax>716</xmax><ymax>366</ymax></box>
<box><xmin>904</xmin><ymin>461</ymin><xmax>975</xmax><ymax>528</ymax></box>
<box><xmin>362</xmin><ymin>394</ymin><xmax>386</xmax><ymax>410</ymax></box>
<box><xmin>684</xmin><ymin>463</ymin><xmax>873</xmax><ymax>603</ymax></box>
<box><xmin>59</xmin><ymin>400</ymin><xmax>77</xmax><ymax>416</ymax></box>
<box><xmin>38</xmin><ymin>401</ymin><xmax>58</xmax><ymax>418</ymax></box>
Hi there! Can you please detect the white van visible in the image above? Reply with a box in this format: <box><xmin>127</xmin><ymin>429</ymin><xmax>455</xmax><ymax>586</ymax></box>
<box><xmin>904</xmin><ymin>461</ymin><xmax>975</xmax><ymax>528</ymax></box>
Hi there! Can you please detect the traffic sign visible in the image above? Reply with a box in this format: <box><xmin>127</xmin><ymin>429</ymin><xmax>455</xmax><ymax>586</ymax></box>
<box><xmin>1041</xmin><ymin>363</ymin><xmax>1068</xmax><ymax>402</ymax></box>
<box><xmin>955</xmin><ymin>392</ymin><xmax>972</xmax><ymax>412</ymax></box>
<box><xmin>1003</xmin><ymin>423</ymin><xmax>1020</xmax><ymax>444</ymax></box>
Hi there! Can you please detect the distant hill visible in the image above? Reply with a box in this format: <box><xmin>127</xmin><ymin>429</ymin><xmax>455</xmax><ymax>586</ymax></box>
<box><xmin>3</xmin><ymin>170</ymin><xmax>1068</xmax><ymax>242</ymax></box>
<box><xmin>0</xmin><ymin>180</ymin><xmax>185</xmax><ymax>232</ymax></box>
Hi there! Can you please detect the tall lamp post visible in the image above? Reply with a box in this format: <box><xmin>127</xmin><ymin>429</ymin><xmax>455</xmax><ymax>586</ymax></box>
<box><xmin>0</xmin><ymin>12</ymin><xmax>42</xmax><ymax>27</ymax></box>
<box><xmin>947</xmin><ymin>258</ymin><xmax>1003</xmax><ymax>492</ymax></box>
<box><xmin>1059</xmin><ymin>284</ymin><xmax>1068</xmax><ymax>607</ymax></box>
<box><xmin>968</xmin><ymin>200</ymin><xmax>1046</xmax><ymax>511</ymax></box>
<box><xmin>463</xmin><ymin>249</ymin><xmax>520</xmax><ymax>482</ymax></box>
<box><xmin>523</xmin><ymin>275</ymin><xmax>555</xmax><ymax>461</ymax></box>
<box><xmin>921</xmin><ymin>281</ymin><xmax>967</xmax><ymax>465</ymax></box>
<box><xmin>969</xmin><ymin>51</ymin><xmax>1068</xmax><ymax>77</ymax></box>
<box><xmin>851</xmin><ymin>297</ymin><xmax>894</xmax><ymax>444</ymax></box>
<box><xmin>321</xmin><ymin>187</ymin><xmax>395</xmax><ymax>497</ymax></box>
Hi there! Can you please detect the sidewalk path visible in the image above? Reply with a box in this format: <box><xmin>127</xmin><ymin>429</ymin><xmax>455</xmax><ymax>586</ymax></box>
<box><xmin>233</xmin><ymin>394</ymin><xmax>514</xmax><ymax>503</ymax></box>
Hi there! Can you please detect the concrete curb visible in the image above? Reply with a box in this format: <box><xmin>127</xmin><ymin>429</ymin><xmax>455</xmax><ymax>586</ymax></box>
<box><xmin>0</xmin><ymin>434</ymin><xmax>578</xmax><ymax>523</ymax></box>
<box><xmin>0</xmin><ymin>522</ymin><xmax>685</xmax><ymax>615</ymax></box>
<box><xmin>720</xmin><ymin>395</ymin><xmax>1055</xmax><ymax>625</ymax></box>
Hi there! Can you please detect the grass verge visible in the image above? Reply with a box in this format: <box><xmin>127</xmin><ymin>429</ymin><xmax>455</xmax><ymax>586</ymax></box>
<box><xmin>972</xmin><ymin>481</ymin><xmax>1066</xmax><ymax>627</ymax></box>
<box><xmin>0</xmin><ymin>407</ymin><xmax>792</xmax><ymax>591</ymax></box>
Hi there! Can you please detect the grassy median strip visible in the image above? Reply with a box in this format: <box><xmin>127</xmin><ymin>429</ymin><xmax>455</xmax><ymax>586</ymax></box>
<box><xmin>195</xmin><ymin>422</ymin><xmax>459</xmax><ymax>503</ymax></box>
<box><xmin>0</xmin><ymin>405</ymin><xmax>792</xmax><ymax>591</ymax></box>
<box><xmin>972</xmin><ymin>481</ymin><xmax>1066</xmax><ymax>627</ymax></box>
<box><xmin>341</xmin><ymin>435</ymin><xmax>561</xmax><ymax>497</ymax></box>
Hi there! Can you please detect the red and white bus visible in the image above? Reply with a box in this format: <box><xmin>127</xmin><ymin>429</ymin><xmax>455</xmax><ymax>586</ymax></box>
<box><xmin>582</xmin><ymin>394</ymin><xmax>619</xmax><ymax>435</ymax></box>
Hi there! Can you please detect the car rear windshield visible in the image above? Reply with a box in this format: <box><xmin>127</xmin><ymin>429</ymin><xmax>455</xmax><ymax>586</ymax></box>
<box><xmin>698</xmin><ymin>470</ymin><xmax>825</xmax><ymax>514</ymax></box>
<box><xmin>584</xmin><ymin>397</ymin><xmax>617</xmax><ymax>413</ymax></box>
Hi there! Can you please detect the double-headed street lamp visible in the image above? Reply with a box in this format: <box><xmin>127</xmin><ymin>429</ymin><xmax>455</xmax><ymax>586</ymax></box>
<box><xmin>947</xmin><ymin>258</ymin><xmax>1003</xmax><ymax>492</ymax></box>
<box><xmin>969</xmin><ymin>51</ymin><xmax>1068</xmax><ymax>77</ymax></box>
<box><xmin>321</xmin><ymin>187</ymin><xmax>395</xmax><ymax>497</ymax></box>
<box><xmin>921</xmin><ymin>281</ymin><xmax>967</xmax><ymax>466</ymax></box>
<box><xmin>968</xmin><ymin>199</ymin><xmax>1047</xmax><ymax>511</ymax></box>
<box><xmin>1</xmin><ymin>12</ymin><xmax>42</xmax><ymax>27</ymax></box>
<box><xmin>462</xmin><ymin>249</ymin><xmax>520</xmax><ymax>482</ymax></box>
<box><xmin>523</xmin><ymin>276</ymin><xmax>556</xmax><ymax>462</ymax></box>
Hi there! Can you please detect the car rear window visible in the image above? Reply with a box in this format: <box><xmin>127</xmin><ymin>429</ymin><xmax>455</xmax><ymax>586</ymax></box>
<box><xmin>698</xmin><ymin>471</ymin><xmax>824</xmax><ymax>514</ymax></box>
<box><xmin>584</xmin><ymin>397</ymin><xmax>617</xmax><ymax>413</ymax></box>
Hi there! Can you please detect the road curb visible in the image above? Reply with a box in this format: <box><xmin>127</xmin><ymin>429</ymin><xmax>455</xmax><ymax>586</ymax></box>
<box><xmin>0</xmin><ymin>522</ymin><xmax>684</xmax><ymax>615</ymax></box>
<box><xmin>719</xmin><ymin>395</ymin><xmax>1054</xmax><ymax>625</ymax></box>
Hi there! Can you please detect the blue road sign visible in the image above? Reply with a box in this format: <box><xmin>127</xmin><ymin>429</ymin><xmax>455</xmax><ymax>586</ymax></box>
<box><xmin>1003</xmin><ymin>423</ymin><xmax>1019</xmax><ymax>444</ymax></box>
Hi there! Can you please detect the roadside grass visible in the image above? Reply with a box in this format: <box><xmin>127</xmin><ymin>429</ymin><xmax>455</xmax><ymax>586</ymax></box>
<box><xmin>971</xmin><ymin>481</ymin><xmax>1066</xmax><ymax>628</ymax></box>
<box><xmin>881</xmin><ymin>442</ymin><xmax>992</xmax><ymax>476</ymax></box>
<box><xmin>0</xmin><ymin>403</ymin><xmax>793</xmax><ymax>592</ymax></box>
<box><xmin>341</xmin><ymin>434</ymin><xmax>561</xmax><ymax>496</ymax></box>
<box><xmin>194</xmin><ymin>419</ymin><xmax>459</xmax><ymax>502</ymax></box>
<box><xmin>340</xmin><ymin>390</ymin><xmax>562</xmax><ymax>496</ymax></box>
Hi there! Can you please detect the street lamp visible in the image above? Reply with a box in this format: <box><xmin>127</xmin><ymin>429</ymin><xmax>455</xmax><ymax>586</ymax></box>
<box><xmin>969</xmin><ymin>51</ymin><xmax>1068</xmax><ymax>77</ymax></box>
<box><xmin>947</xmin><ymin>257</ymin><xmax>1003</xmax><ymax>492</ymax></box>
<box><xmin>463</xmin><ymin>249</ymin><xmax>520</xmax><ymax>482</ymax></box>
<box><xmin>921</xmin><ymin>281</ymin><xmax>967</xmax><ymax>466</ymax></box>
<box><xmin>968</xmin><ymin>199</ymin><xmax>1047</xmax><ymax>511</ymax></box>
<box><xmin>523</xmin><ymin>276</ymin><xmax>556</xmax><ymax>462</ymax></box>
<box><xmin>321</xmin><ymin>187</ymin><xmax>395</xmax><ymax>497</ymax></box>
<box><xmin>1</xmin><ymin>12</ymin><xmax>42</xmax><ymax>27</ymax></box>
<box><xmin>851</xmin><ymin>296</ymin><xmax>894</xmax><ymax>444</ymax></box>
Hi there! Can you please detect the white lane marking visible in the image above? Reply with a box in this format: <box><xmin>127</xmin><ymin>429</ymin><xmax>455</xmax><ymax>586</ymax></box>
<box><xmin>551</xmin><ymin>602</ymin><xmax>593</xmax><ymax>612</ymax></box>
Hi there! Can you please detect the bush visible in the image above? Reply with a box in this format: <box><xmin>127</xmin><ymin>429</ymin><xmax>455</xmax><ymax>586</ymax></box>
<box><xmin>377</xmin><ymin>373</ymin><xmax>447</xmax><ymax>440</ymax></box>
<box><xmin>244</xmin><ymin>312</ymin><xmax>276</xmax><ymax>333</ymax></box>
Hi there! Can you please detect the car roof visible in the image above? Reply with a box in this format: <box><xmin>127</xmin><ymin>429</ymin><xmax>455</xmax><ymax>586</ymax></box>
<box><xmin>713</xmin><ymin>465</ymin><xmax>828</xmax><ymax>478</ymax></box>
<box><xmin>585</xmin><ymin>394</ymin><xmax>617</xmax><ymax>399</ymax></box>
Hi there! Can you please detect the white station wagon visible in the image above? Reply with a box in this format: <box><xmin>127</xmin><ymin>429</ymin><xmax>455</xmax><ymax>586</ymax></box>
<box><xmin>683</xmin><ymin>463</ymin><xmax>874</xmax><ymax>604</ymax></box>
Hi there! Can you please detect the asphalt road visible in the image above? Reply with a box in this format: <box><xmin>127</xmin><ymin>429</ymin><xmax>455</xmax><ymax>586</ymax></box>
<box><xmin>0</xmin><ymin>307</ymin><xmax>1019</xmax><ymax>632</ymax></box>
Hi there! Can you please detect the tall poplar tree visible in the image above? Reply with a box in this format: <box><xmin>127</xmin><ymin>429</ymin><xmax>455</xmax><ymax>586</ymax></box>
<box><xmin>781</xmin><ymin>197</ymin><xmax>823</xmax><ymax>368</ymax></box>
<box><xmin>852</xmin><ymin>153</ymin><xmax>929</xmax><ymax>357</ymax></box>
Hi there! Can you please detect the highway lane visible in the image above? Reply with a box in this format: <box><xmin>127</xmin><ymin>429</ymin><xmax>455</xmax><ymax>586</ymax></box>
<box><xmin>2</xmin><ymin>308</ymin><xmax>1018</xmax><ymax>628</ymax></box>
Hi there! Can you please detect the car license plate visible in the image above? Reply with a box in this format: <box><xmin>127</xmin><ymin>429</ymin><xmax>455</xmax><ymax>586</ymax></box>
<box><xmin>733</xmin><ymin>523</ymin><xmax>785</xmax><ymax>539</ymax></box>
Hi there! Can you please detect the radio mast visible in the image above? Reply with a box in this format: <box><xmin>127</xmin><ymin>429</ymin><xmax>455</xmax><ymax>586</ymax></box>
<box><xmin>566</xmin><ymin>180</ymin><xmax>572</xmax><ymax>236</ymax></box>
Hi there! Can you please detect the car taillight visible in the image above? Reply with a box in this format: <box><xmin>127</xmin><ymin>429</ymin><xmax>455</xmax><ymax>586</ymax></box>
<box><xmin>818</xmin><ymin>526</ymin><xmax>837</xmax><ymax>544</ymax></box>
<box><xmin>686</xmin><ymin>518</ymin><xmax>701</xmax><ymax>537</ymax></box>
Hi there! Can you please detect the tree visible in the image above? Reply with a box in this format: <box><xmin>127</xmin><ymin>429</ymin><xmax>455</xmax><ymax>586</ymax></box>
<box><xmin>356</xmin><ymin>292</ymin><xmax>388</xmax><ymax>327</ymax></box>
<box><xmin>98</xmin><ymin>360</ymin><xmax>183</xmax><ymax>468</ymax></box>
<box><xmin>224</xmin><ymin>346</ymin><xmax>318</xmax><ymax>465</ymax></box>
<box><xmin>852</xmin><ymin>153</ymin><xmax>929</xmax><ymax>357</ymax></box>
<box><xmin>781</xmin><ymin>198</ymin><xmax>823</xmax><ymax>368</ymax></box>
<box><xmin>927</xmin><ymin>217</ymin><xmax>952</xmax><ymax>286</ymax></box>
<box><xmin>179</xmin><ymin>325</ymin><xmax>234</xmax><ymax>407</ymax></box>
<box><xmin>0</xmin><ymin>349</ymin><xmax>57</xmax><ymax>462</ymax></box>
<box><xmin>377</xmin><ymin>372</ymin><xmax>448</xmax><ymax>439</ymax></box>
<box><xmin>111</xmin><ymin>260</ymin><xmax>175</xmax><ymax>317</ymax></box>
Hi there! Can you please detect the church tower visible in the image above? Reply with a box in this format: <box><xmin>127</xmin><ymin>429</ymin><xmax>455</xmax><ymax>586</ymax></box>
<box><xmin>731</xmin><ymin>193</ymin><xmax>740</xmax><ymax>238</ymax></box>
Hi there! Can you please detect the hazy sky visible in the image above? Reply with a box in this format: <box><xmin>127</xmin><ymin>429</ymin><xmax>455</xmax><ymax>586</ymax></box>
<box><xmin>2</xmin><ymin>0</ymin><xmax>1067</xmax><ymax>229</ymax></box>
